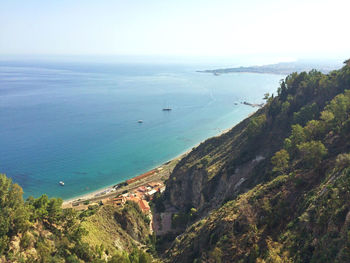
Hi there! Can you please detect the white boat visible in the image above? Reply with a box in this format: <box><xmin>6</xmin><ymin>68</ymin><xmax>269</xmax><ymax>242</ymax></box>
<box><xmin>137</xmin><ymin>120</ymin><xmax>143</xmax><ymax>123</ymax></box>
<box><xmin>59</xmin><ymin>181</ymin><xmax>65</xmax><ymax>186</ymax></box>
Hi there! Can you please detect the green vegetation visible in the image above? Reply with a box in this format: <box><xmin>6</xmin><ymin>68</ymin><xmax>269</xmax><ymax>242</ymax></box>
<box><xmin>0</xmin><ymin>174</ymin><xmax>153</xmax><ymax>262</ymax></box>
<box><xmin>271</xmin><ymin>149</ymin><xmax>289</xmax><ymax>174</ymax></box>
<box><xmin>162</xmin><ymin>60</ymin><xmax>350</xmax><ymax>262</ymax></box>
<box><xmin>2</xmin><ymin>60</ymin><xmax>350</xmax><ymax>262</ymax></box>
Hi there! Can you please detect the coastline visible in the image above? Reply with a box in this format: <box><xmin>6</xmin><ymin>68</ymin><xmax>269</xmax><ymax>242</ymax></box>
<box><xmin>62</xmin><ymin>149</ymin><xmax>189</xmax><ymax>207</ymax></box>
<box><xmin>62</xmin><ymin>126</ymin><xmax>233</xmax><ymax>208</ymax></box>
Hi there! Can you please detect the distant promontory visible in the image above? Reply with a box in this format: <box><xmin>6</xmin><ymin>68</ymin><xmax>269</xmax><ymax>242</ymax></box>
<box><xmin>197</xmin><ymin>60</ymin><xmax>342</xmax><ymax>75</ymax></box>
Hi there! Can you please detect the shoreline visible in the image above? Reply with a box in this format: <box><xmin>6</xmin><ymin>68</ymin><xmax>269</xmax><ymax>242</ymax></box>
<box><xmin>62</xmin><ymin>149</ymin><xmax>190</xmax><ymax>207</ymax></box>
<box><xmin>62</xmin><ymin>126</ymin><xmax>233</xmax><ymax>208</ymax></box>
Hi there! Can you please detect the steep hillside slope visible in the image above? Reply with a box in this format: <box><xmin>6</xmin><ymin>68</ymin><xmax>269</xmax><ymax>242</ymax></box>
<box><xmin>82</xmin><ymin>202</ymin><xmax>152</xmax><ymax>255</ymax></box>
<box><xmin>0</xmin><ymin>174</ymin><xmax>154</xmax><ymax>262</ymax></box>
<box><xmin>161</xmin><ymin>61</ymin><xmax>350</xmax><ymax>262</ymax></box>
<box><xmin>163</xmin><ymin>62</ymin><xmax>350</xmax><ymax>218</ymax></box>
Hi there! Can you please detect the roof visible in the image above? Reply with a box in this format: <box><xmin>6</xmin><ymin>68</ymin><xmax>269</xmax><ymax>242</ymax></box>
<box><xmin>147</xmin><ymin>189</ymin><xmax>157</xmax><ymax>196</ymax></box>
<box><xmin>138</xmin><ymin>199</ymin><xmax>150</xmax><ymax>212</ymax></box>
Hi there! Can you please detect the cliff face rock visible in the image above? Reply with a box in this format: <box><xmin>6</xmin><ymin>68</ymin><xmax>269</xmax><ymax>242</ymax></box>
<box><xmin>114</xmin><ymin>202</ymin><xmax>151</xmax><ymax>243</ymax></box>
<box><xmin>163</xmin><ymin>112</ymin><xmax>279</xmax><ymax>217</ymax></box>
<box><xmin>166</xmin><ymin>151</ymin><xmax>267</xmax><ymax>216</ymax></box>
<box><xmin>167</xmin><ymin>167</ymin><xmax>208</xmax><ymax>211</ymax></box>
<box><xmin>166</xmin><ymin>158</ymin><xmax>350</xmax><ymax>262</ymax></box>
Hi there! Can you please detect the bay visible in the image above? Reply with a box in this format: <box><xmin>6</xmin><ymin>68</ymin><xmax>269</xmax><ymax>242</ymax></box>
<box><xmin>0</xmin><ymin>59</ymin><xmax>283</xmax><ymax>199</ymax></box>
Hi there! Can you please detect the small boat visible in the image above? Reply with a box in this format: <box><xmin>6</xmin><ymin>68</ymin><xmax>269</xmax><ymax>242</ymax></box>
<box><xmin>137</xmin><ymin>120</ymin><xmax>143</xmax><ymax>123</ymax></box>
<box><xmin>162</xmin><ymin>108</ymin><xmax>172</xmax><ymax>111</ymax></box>
<box><xmin>59</xmin><ymin>181</ymin><xmax>65</xmax><ymax>186</ymax></box>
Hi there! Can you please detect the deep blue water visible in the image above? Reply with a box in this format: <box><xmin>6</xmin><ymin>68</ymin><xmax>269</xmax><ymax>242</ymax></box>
<box><xmin>0</xmin><ymin>60</ymin><xmax>283</xmax><ymax>199</ymax></box>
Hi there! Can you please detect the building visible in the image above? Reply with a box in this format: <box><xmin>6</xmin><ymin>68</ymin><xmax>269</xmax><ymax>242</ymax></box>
<box><xmin>112</xmin><ymin>196</ymin><xmax>126</xmax><ymax>206</ymax></box>
<box><xmin>146</xmin><ymin>189</ymin><xmax>157</xmax><ymax>198</ymax></box>
<box><xmin>138</xmin><ymin>199</ymin><xmax>150</xmax><ymax>213</ymax></box>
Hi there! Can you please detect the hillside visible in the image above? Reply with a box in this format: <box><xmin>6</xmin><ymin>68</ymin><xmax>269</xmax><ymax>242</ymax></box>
<box><xmin>0</xmin><ymin>174</ymin><xmax>154</xmax><ymax>262</ymax></box>
<box><xmin>158</xmin><ymin>60</ymin><xmax>350</xmax><ymax>262</ymax></box>
<box><xmin>1</xmin><ymin>60</ymin><xmax>350</xmax><ymax>263</ymax></box>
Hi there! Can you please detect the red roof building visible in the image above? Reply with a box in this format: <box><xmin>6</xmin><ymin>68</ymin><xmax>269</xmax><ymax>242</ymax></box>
<box><xmin>138</xmin><ymin>199</ymin><xmax>150</xmax><ymax>213</ymax></box>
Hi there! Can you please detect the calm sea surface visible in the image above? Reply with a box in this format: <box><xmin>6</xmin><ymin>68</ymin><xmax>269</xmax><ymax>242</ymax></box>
<box><xmin>0</xmin><ymin>60</ymin><xmax>284</xmax><ymax>199</ymax></box>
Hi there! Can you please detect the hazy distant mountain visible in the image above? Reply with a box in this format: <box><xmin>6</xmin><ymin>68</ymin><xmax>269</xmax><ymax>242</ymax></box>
<box><xmin>197</xmin><ymin>59</ymin><xmax>343</xmax><ymax>75</ymax></box>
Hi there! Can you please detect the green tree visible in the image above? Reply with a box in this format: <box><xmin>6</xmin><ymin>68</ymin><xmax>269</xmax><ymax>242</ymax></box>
<box><xmin>0</xmin><ymin>174</ymin><xmax>30</xmax><ymax>254</ymax></box>
<box><xmin>271</xmin><ymin>149</ymin><xmax>290</xmax><ymax>174</ymax></box>
<box><xmin>47</xmin><ymin>198</ymin><xmax>63</xmax><ymax>225</ymax></box>
<box><xmin>247</xmin><ymin>114</ymin><xmax>267</xmax><ymax>138</ymax></box>
<box><xmin>303</xmin><ymin>120</ymin><xmax>324</xmax><ymax>140</ymax></box>
<box><xmin>320</xmin><ymin>110</ymin><xmax>335</xmax><ymax>123</ymax></box>
<box><xmin>281</xmin><ymin>101</ymin><xmax>290</xmax><ymax>114</ymax></box>
<box><xmin>263</xmin><ymin>93</ymin><xmax>270</xmax><ymax>100</ymax></box>
<box><xmin>297</xmin><ymin>141</ymin><xmax>327</xmax><ymax>167</ymax></box>
<box><xmin>335</xmin><ymin>153</ymin><xmax>350</xmax><ymax>170</ymax></box>
<box><xmin>293</xmin><ymin>103</ymin><xmax>319</xmax><ymax>126</ymax></box>
<box><xmin>129</xmin><ymin>248</ymin><xmax>140</xmax><ymax>263</ymax></box>
<box><xmin>324</xmin><ymin>92</ymin><xmax>350</xmax><ymax>129</ymax></box>
<box><xmin>285</xmin><ymin>124</ymin><xmax>306</xmax><ymax>156</ymax></box>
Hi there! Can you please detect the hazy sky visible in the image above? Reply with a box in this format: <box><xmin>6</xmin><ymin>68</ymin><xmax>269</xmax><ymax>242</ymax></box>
<box><xmin>0</xmin><ymin>0</ymin><xmax>349</xmax><ymax>58</ymax></box>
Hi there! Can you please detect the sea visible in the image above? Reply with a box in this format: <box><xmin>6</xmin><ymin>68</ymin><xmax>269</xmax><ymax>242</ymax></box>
<box><xmin>0</xmin><ymin>58</ymin><xmax>284</xmax><ymax>199</ymax></box>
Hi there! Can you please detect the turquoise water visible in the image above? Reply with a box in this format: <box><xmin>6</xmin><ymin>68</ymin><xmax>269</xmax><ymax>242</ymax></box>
<box><xmin>0</xmin><ymin>60</ymin><xmax>283</xmax><ymax>199</ymax></box>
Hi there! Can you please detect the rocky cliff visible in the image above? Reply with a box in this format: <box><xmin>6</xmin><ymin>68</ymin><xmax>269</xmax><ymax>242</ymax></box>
<box><xmin>160</xmin><ymin>61</ymin><xmax>350</xmax><ymax>262</ymax></box>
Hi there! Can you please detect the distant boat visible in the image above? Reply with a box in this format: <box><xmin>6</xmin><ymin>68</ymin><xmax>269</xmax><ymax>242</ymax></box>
<box><xmin>162</xmin><ymin>108</ymin><xmax>172</xmax><ymax>111</ymax></box>
<box><xmin>59</xmin><ymin>181</ymin><xmax>65</xmax><ymax>186</ymax></box>
<box><xmin>137</xmin><ymin>120</ymin><xmax>143</xmax><ymax>123</ymax></box>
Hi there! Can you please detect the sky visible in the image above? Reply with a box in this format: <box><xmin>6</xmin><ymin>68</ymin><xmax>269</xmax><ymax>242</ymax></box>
<box><xmin>0</xmin><ymin>0</ymin><xmax>349</xmax><ymax>60</ymax></box>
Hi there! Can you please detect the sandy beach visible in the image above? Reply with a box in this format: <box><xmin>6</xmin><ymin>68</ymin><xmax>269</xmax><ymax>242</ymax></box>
<box><xmin>62</xmin><ymin>150</ymin><xmax>187</xmax><ymax>209</ymax></box>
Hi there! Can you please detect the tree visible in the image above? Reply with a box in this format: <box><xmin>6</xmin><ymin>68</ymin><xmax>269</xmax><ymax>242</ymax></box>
<box><xmin>297</xmin><ymin>141</ymin><xmax>327</xmax><ymax>167</ymax></box>
<box><xmin>303</xmin><ymin>120</ymin><xmax>324</xmax><ymax>140</ymax></box>
<box><xmin>263</xmin><ymin>93</ymin><xmax>270</xmax><ymax>100</ymax></box>
<box><xmin>345</xmin><ymin>59</ymin><xmax>350</xmax><ymax>67</ymax></box>
<box><xmin>281</xmin><ymin>101</ymin><xmax>290</xmax><ymax>114</ymax></box>
<box><xmin>293</xmin><ymin>103</ymin><xmax>319</xmax><ymax>126</ymax></box>
<box><xmin>335</xmin><ymin>153</ymin><xmax>350</xmax><ymax>170</ymax></box>
<box><xmin>320</xmin><ymin>110</ymin><xmax>335</xmax><ymax>123</ymax></box>
<box><xmin>271</xmin><ymin>149</ymin><xmax>290</xmax><ymax>174</ymax></box>
<box><xmin>47</xmin><ymin>198</ymin><xmax>63</xmax><ymax>225</ymax></box>
<box><xmin>247</xmin><ymin>114</ymin><xmax>267</xmax><ymax>138</ymax></box>
<box><xmin>33</xmin><ymin>194</ymin><xmax>49</xmax><ymax>220</ymax></box>
<box><xmin>285</xmin><ymin>125</ymin><xmax>306</xmax><ymax>156</ymax></box>
<box><xmin>277</xmin><ymin>80</ymin><xmax>288</xmax><ymax>101</ymax></box>
<box><xmin>0</xmin><ymin>174</ymin><xmax>30</xmax><ymax>251</ymax></box>
<box><xmin>324</xmin><ymin>93</ymin><xmax>350</xmax><ymax>129</ymax></box>
<box><xmin>129</xmin><ymin>249</ymin><xmax>140</xmax><ymax>263</ymax></box>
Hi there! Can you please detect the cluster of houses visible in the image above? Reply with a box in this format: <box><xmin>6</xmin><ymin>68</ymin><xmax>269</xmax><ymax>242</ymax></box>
<box><xmin>103</xmin><ymin>181</ymin><xmax>165</xmax><ymax>214</ymax></box>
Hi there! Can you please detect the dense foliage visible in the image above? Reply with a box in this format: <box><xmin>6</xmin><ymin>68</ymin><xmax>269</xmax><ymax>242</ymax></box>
<box><xmin>0</xmin><ymin>174</ymin><xmax>153</xmax><ymax>262</ymax></box>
